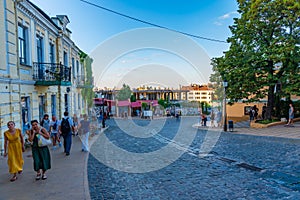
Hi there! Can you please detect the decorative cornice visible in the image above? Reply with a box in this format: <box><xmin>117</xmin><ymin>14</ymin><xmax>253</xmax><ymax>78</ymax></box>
<box><xmin>17</xmin><ymin>1</ymin><xmax>59</xmax><ymax>36</ymax></box>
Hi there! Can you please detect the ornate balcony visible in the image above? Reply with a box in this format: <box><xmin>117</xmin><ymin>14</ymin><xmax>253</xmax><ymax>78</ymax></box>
<box><xmin>33</xmin><ymin>62</ymin><xmax>71</xmax><ymax>86</ymax></box>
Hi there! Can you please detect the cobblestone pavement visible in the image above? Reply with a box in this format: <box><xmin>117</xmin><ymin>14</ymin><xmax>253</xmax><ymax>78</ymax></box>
<box><xmin>87</xmin><ymin>117</ymin><xmax>300</xmax><ymax>200</ymax></box>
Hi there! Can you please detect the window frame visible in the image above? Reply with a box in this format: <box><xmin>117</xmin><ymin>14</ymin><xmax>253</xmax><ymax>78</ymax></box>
<box><xmin>18</xmin><ymin>24</ymin><xmax>28</xmax><ymax>65</ymax></box>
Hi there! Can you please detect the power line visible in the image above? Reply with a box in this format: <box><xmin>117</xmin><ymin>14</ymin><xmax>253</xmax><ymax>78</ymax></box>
<box><xmin>79</xmin><ymin>0</ymin><xmax>228</xmax><ymax>43</ymax></box>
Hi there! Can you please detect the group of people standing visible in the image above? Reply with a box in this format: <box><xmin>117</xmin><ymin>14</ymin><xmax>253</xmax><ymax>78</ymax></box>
<box><xmin>3</xmin><ymin>111</ymin><xmax>94</xmax><ymax>182</ymax></box>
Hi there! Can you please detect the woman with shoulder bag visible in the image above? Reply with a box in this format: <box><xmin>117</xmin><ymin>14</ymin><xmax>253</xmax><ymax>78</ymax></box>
<box><xmin>26</xmin><ymin>120</ymin><xmax>51</xmax><ymax>180</ymax></box>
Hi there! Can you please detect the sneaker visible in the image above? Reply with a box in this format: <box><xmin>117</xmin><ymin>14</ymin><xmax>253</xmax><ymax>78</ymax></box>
<box><xmin>58</xmin><ymin>142</ymin><xmax>62</xmax><ymax>147</ymax></box>
<box><xmin>42</xmin><ymin>174</ymin><xmax>47</xmax><ymax>180</ymax></box>
<box><xmin>52</xmin><ymin>146</ymin><xmax>57</xmax><ymax>150</ymax></box>
<box><xmin>36</xmin><ymin>173</ymin><xmax>41</xmax><ymax>180</ymax></box>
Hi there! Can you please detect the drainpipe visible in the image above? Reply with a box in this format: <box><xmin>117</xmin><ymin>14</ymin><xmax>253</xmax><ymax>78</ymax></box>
<box><xmin>56</xmin><ymin>31</ymin><xmax>62</xmax><ymax>118</ymax></box>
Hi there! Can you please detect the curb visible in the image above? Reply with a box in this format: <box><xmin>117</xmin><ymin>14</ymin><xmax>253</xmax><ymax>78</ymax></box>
<box><xmin>83</xmin><ymin>126</ymin><xmax>109</xmax><ymax>200</ymax></box>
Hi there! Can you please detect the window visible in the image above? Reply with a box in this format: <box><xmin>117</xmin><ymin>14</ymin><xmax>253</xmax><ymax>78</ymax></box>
<box><xmin>76</xmin><ymin>60</ymin><xmax>79</xmax><ymax>75</ymax></box>
<box><xmin>18</xmin><ymin>25</ymin><xmax>28</xmax><ymax>64</ymax></box>
<box><xmin>51</xmin><ymin>95</ymin><xmax>56</xmax><ymax>117</ymax></box>
<box><xmin>63</xmin><ymin>51</ymin><xmax>68</xmax><ymax>66</ymax></box>
<box><xmin>78</xmin><ymin>93</ymin><xmax>81</xmax><ymax>109</ymax></box>
<box><xmin>39</xmin><ymin>96</ymin><xmax>45</xmax><ymax>122</ymax></box>
<box><xmin>36</xmin><ymin>35</ymin><xmax>44</xmax><ymax>63</ymax></box>
<box><xmin>65</xmin><ymin>94</ymin><xmax>69</xmax><ymax>112</ymax></box>
<box><xmin>36</xmin><ymin>35</ymin><xmax>44</xmax><ymax>79</ymax></box>
<box><xmin>49</xmin><ymin>43</ymin><xmax>55</xmax><ymax>63</ymax></box>
<box><xmin>72</xmin><ymin>57</ymin><xmax>75</xmax><ymax>77</ymax></box>
<box><xmin>21</xmin><ymin>97</ymin><xmax>31</xmax><ymax>134</ymax></box>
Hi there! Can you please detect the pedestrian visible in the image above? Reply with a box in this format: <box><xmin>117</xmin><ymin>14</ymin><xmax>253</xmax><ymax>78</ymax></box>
<box><xmin>72</xmin><ymin>114</ymin><xmax>79</xmax><ymax>136</ymax></box>
<box><xmin>26</xmin><ymin>120</ymin><xmax>51</xmax><ymax>180</ymax></box>
<box><xmin>253</xmin><ymin>105</ymin><xmax>259</xmax><ymax>119</ymax></box>
<box><xmin>286</xmin><ymin>103</ymin><xmax>294</xmax><ymax>126</ymax></box>
<box><xmin>40</xmin><ymin>114</ymin><xmax>51</xmax><ymax>133</ymax></box>
<box><xmin>210</xmin><ymin>110</ymin><xmax>215</xmax><ymax>127</ymax></box>
<box><xmin>216</xmin><ymin>109</ymin><xmax>222</xmax><ymax>127</ymax></box>
<box><xmin>90</xmin><ymin>116</ymin><xmax>98</xmax><ymax>136</ymax></box>
<box><xmin>249</xmin><ymin>107</ymin><xmax>254</xmax><ymax>121</ymax></box>
<box><xmin>78</xmin><ymin>114</ymin><xmax>91</xmax><ymax>152</ymax></box>
<box><xmin>59</xmin><ymin>111</ymin><xmax>75</xmax><ymax>156</ymax></box>
<box><xmin>262</xmin><ymin>104</ymin><xmax>267</xmax><ymax>120</ymax></box>
<box><xmin>202</xmin><ymin>114</ymin><xmax>207</xmax><ymax>126</ymax></box>
<box><xmin>3</xmin><ymin>121</ymin><xmax>25</xmax><ymax>182</ymax></box>
<box><xmin>50</xmin><ymin>116</ymin><xmax>60</xmax><ymax>149</ymax></box>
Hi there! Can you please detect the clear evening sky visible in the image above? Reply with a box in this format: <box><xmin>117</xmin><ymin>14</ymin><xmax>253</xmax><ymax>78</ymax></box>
<box><xmin>29</xmin><ymin>0</ymin><xmax>239</xmax><ymax>88</ymax></box>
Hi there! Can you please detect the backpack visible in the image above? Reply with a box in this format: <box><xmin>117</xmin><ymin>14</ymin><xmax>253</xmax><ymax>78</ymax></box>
<box><xmin>53</xmin><ymin>120</ymin><xmax>57</xmax><ymax>130</ymax></box>
<box><xmin>61</xmin><ymin>118</ymin><xmax>71</xmax><ymax>133</ymax></box>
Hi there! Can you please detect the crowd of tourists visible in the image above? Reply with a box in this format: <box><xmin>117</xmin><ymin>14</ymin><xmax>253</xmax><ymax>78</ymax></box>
<box><xmin>2</xmin><ymin>112</ymin><xmax>99</xmax><ymax>182</ymax></box>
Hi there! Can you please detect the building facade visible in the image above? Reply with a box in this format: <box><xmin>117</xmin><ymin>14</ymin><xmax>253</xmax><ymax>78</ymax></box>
<box><xmin>0</xmin><ymin>0</ymin><xmax>87</xmax><ymax>154</ymax></box>
<box><xmin>131</xmin><ymin>84</ymin><xmax>213</xmax><ymax>105</ymax></box>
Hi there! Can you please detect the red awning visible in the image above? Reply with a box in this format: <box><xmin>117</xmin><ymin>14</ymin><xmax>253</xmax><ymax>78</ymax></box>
<box><xmin>131</xmin><ymin>101</ymin><xmax>141</xmax><ymax>108</ymax></box>
<box><xmin>117</xmin><ymin>100</ymin><xmax>131</xmax><ymax>107</ymax></box>
<box><xmin>94</xmin><ymin>98</ymin><xmax>105</xmax><ymax>105</ymax></box>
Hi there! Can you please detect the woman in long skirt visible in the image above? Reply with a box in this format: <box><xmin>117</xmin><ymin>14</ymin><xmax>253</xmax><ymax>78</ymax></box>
<box><xmin>27</xmin><ymin>120</ymin><xmax>51</xmax><ymax>180</ymax></box>
<box><xmin>3</xmin><ymin>121</ymin><xmax>24</xmax><ymax>182</ymax></box>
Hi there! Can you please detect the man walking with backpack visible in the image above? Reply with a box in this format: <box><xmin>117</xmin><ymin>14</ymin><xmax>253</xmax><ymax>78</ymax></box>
<box><xmin>59</xmin><ymin>111</ymin><xmax>74</xmax><ymax>156</ymax></box>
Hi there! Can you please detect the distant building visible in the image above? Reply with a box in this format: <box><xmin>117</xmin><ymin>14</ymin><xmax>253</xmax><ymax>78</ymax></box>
<box><xmin>180</xmin><ymin>84</ymin><xmax>214</xmax><ymax>105</ymax></box>
<box><xmin>130</xmin><ymin>84</ymin><xmax>214</xmax><ymax>105</ymax></box>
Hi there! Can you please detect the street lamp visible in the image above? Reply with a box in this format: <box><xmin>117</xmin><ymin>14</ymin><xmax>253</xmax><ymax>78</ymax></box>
<box><xmin>223</xmin><ymin>80</ymin><xmax>228</xmax><ymax>132</ymax></box>
<box><xmin>151</xmin><ymin>101</ymin><xmax>154</xmax><ymax>120</ymax></box>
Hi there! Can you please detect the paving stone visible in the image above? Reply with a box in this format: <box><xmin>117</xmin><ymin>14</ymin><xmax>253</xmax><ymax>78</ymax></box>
<box><xmin>88</xmin><ymin>118</ymin><xmax>300</xmax><ymax>200</ymax></box>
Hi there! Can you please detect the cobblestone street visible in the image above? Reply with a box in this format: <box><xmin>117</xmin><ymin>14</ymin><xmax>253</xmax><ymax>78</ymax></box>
<box><xmin>87</xmin><ymin>117</ymin><xmax>300</xmax><ymax>200</ymax></box>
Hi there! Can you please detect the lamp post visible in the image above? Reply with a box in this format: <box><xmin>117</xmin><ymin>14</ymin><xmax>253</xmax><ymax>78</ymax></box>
<box><xmin>151</xmin><ymin>101</ymin><xmax>154</xmax><ymax>120</ymax></box>
<box><xmin>223</xmin><ymin>80</ymin><xmax>228</xmax><ymax>132</ymax></box>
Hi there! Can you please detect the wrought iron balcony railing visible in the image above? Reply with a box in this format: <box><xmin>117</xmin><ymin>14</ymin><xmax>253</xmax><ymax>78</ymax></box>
<box><xmin>33</xmin><ymin>62</ymin><xmax>71</xmax><ymax>86</ymax></box>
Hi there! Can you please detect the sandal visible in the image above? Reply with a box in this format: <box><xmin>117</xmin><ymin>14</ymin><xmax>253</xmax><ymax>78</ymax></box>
<box><xmin>10</xmin><ymin>175</ymin><xmax>17</xmax><ymax>182</ymax></box>
<box><xmin>36</xmin><ymin>173</ymin><xmax>41</xmax><ymax>180</ymax></box>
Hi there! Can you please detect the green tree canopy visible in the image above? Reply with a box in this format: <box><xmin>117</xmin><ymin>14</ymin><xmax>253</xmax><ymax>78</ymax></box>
<box><xmin>116</xmin><ymin>84</ymin><xmax>132</xmax><ymax>101</ymax></box>
<box><xmin>80</xmin><ymin>51</ymin><xmax>94</xmax><ymax>109</ymax></box>
<box><xmin>211</xmin><ymin>0</ymin><xmax>300</xmax><ymax>119</ymax></box>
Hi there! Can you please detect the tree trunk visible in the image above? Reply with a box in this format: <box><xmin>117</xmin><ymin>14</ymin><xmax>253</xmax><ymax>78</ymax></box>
<box><xmin>266</xmin><ymin>85</ymin><xmax>275</xmax><ymax>120</ymax></box>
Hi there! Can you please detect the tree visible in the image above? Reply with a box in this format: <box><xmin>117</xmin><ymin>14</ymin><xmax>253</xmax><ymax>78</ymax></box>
<box><xmin>130</xmin><ymin>94</ymin><xmax>136</xmax><ymax>102</ymax></box>
<box><xmin>116</xmin><ymin>84</ymin><xmax>132</xmax><ymax>101</ymax></box>
<box><xmin>211</xmin><ymin>0</ymin><xmax>300</xmax><ymax>119</ymax></box>
<box><xmin>80</xmin><ymin>52</ymin><xmax>94</xmax><ymax>110</ymax></box>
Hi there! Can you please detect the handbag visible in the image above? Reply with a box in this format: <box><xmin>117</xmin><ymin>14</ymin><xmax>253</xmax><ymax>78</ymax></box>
<box><xmin>36</xmin><ymin>134</ymin><xmax>52</xmax><ymax>147</ymax></box>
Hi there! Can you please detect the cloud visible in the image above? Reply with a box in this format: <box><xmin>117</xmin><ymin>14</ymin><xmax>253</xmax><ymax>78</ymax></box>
<box><xmin>213</xmin><ymin>21</ymin><xmax>223</xmax><ymax>26</ymax></box>
<box><xmin>218</xmin><ymin>11</ymin><xmax>239</xmax><ymax>20</ymax></box>
<box><xmin>214</xmin><ymin>11</ymin><xmax>239</xmax><ymax>26</ymax></box>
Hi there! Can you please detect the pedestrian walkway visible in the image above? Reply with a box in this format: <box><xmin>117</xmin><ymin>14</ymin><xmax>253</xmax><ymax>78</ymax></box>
<box><xmin>0</xmin><ymin>128</ymin><xmax>108</xmax><ymax>200</ymax></box>
<box><xmin>194</xmin><ymin>121</ymin><xmax>300</xmax><ymax>139</ymax></box>
<box><xmin>234</xmin><ymin>122</ymin><xmax>300</xmax><ymax>139</ymax></box>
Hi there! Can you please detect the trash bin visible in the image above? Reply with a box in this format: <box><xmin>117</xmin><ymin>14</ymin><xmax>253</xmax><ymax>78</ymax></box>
<box><xmin>228</xmin><ymin>120</ymin><xmax>234</xmax><ymax>132</ymax></box>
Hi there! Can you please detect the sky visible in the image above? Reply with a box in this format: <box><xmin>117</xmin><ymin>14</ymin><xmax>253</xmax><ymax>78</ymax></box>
<box><xmin>29</xmin><ymin>0</ymin><xmax>239</xmax><ymax>89</ymax></box>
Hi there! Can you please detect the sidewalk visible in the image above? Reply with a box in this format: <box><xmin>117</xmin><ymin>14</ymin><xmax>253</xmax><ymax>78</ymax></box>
<box><xmin>194</xmin><ymin>121</ymin><xmax>300</xmax><ymax>139</ymax></box>
<box><xmin>0</xmin><ymin>135</ymin><xmax>92</xmax><ymax>200</ymax></box>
